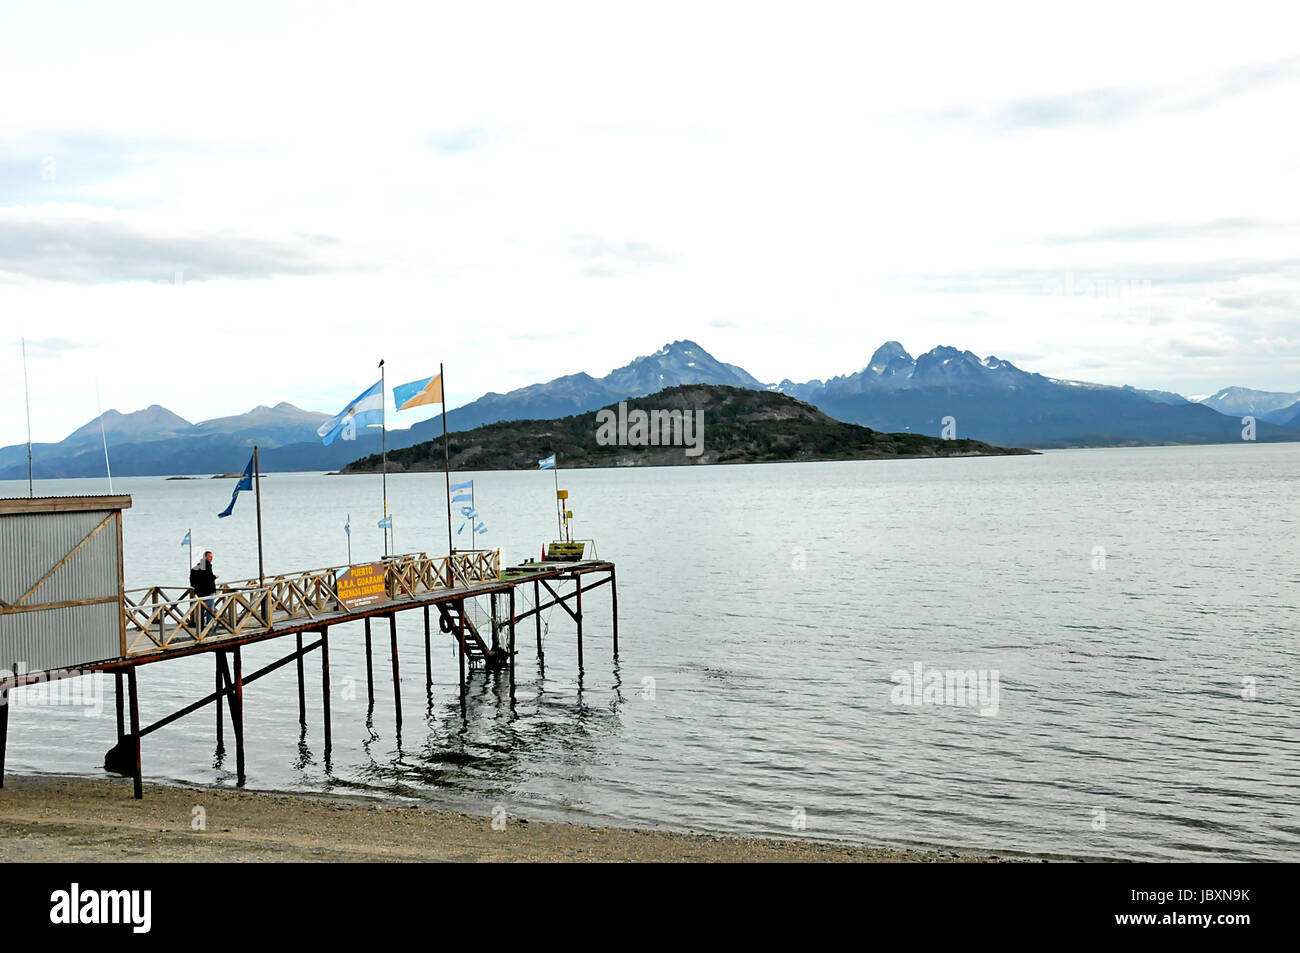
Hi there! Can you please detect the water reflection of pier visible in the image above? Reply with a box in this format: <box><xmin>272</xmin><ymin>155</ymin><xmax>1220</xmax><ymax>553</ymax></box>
<box><xmin>0</xmin><ymin>494</ymin><xmax>619</xmax><ymax>799</ymax></box>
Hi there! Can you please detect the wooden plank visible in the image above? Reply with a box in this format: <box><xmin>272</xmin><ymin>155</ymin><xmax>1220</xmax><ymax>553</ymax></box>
<box><xmin>0</xmin><ymin>495</ymin><xmax>132</xmax><ymax>516</ymax></box>
<box><xmin>0</xmin><ymin>594</ymin><xmax>120</xmax><ymax>616</ymax></box>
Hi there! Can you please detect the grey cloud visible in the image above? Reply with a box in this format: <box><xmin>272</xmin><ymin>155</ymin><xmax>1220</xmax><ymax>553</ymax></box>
<box><xmin>1213</xmin><ymin>288</ymin><xmax>1299</xmax><ymax>312</ymax></box>
<box><xmin>19</xmin><ymin>337</ymin><xmax>87</xmax><ymax>359</ymax></box>
<box><xmin>569</xmin><ymin>233</ymin><xmax>677</xmax><ymax>278</ymax></box>
<box><xmin>0</xmin><ymin>130</ymin><xmax>244</xmax><ymax>206</ymax></box>
<box><xmin>899</xmin><ymin>259</ymin><xmax>1300</xmax><ymax>296</ymax></box>
<box><xmin>1041</xmin><ymin>218</ymin><xmax>1297</xmax><ymax>245</ymax></box>
<box><xmin>909</xmin><ymin>56</ymin><xmax>1300</xmax><ymax>132</ymax></box>
<box><xmin>0</xmin><ymin>215</ymin><xmax>370</xmax><ymax>284</ymax></box>
<box><xmin>1171</xmin><ymin>337</ymin><xmax>1237</xmax><ymax>358</ymax></box>
<box><xmin>427</xmin><ymin>126</ymin><xmax>500</xmax><ymax>156</ymax></box>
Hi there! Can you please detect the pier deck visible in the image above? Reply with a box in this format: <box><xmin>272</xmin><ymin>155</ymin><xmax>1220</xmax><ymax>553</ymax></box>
<box><xmin>1</xmin><ymin>526</ymin><xmax>618</xmax><ymax>799</ymax></box>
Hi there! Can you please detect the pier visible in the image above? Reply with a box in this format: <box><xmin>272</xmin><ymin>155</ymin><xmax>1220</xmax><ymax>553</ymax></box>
<box><xmin>0</xmin><ymin>495</ymin><xmax>618</xmax><ymax>799</ymax></box>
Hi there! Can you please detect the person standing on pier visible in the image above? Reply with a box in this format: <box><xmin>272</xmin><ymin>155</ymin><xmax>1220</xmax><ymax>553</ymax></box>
<box><xmin>190</xmin><ymin>551</ymin><xmax>219</xmax><ymax>628</ymax></box>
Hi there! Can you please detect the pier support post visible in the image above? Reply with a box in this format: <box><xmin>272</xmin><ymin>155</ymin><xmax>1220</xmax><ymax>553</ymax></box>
<box><xmin>296</xmin><ymin>633</ymin><xmax>306</xmax><ymax>726</ymax></box>
<box><xmin>115</xmin><ymin>671</ymin><xmax>125</xmax><ymax>743</ymax></box>
<box><xmin>214</xmin><ymin>656</ymin><xmax>224</xmax><ymax>748</ymax></box>
<box><xmin>389</xmin><ymin>614</ymin><xmax>402</xmax><ymax>735</ymax></box>
<box><xmin>0</xmin><ymin>686</ymin><xmax>8</xmax><ymax>789</ymax></box>
<box><xmin>457</xmin><ymin>599</ymin><xmax>466</xmax><ymax>700</ymax></box>
<box><xmin>534</xmin><ymin>579</ymin><xmax>543</xmax><ymax>661</ymax></box>
<box><xmin>610</xmin><ymin>567</ymin><xmax>619</xmax><ymax>658</ymax></box>
<box><xmin>320</xmin><ymin>627</ymin><xmax>332</xmax><ymax>758</ymax></box>
<box><xmin>423</xmin><ymin>605</ymin><xmax>431</xmax><ymax>693</ymax></box>
<box><xmin>232</xmin><ymin>647</ymin><xmax>246</xmax><ymax>786</ymax></box>
<box><xmin>575</xmin><ymin>575</ymin><xmax>584</xmax><ymax>675</ymax></box>
<box><xmin>127</xmin><ymin>666</ymin><xmax>142</xmax><ymax>799</ymax></box>
<box><xmin>490</xmin><ymin>592</ymin><xmax>501</xmax><ymax>651</ymax></box>
<box><xmin>508</xmin><ymin>586</ymin><xmax>516</xmax><ymax>694</ymax></box>
<box><xmin>364</xmin><ymin>616</ymin><xmax>374</xmax><ymax>707</ymax></box>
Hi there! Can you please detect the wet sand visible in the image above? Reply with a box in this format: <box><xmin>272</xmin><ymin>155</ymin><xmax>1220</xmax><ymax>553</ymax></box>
<box><xmin>0</xmin><ymin>775</ymin><xmax>1006</xmax><ymax>862</ymax></box>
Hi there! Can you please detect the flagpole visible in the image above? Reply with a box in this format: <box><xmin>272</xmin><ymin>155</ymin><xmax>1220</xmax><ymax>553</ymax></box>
<box><xmin>347</xmin><ymin>514</ymin><xmax>352</xmax><ymax>565</ymax></box>
<box><xmin>253</xmin><ymin>446</ymin><xmax>265</xmax><ymax>586</ymax></box>
<box><xmin>379</xmin><ymin>359</ymin><xmax>389</xmax><ymax>558</ymax></box>
<box><xmin>554</xmin><ymin>466</ymin><xmax>561</xmax><ymax>539</ymax></box>
<box><xmin>95</xmin><ymin>381</ymin><xmax>113</xmax><ymax>493</ymax></box>
<box><xmin>441</xmin><ymin>363</ymin><xmax>453</xmax><ymax>577</ymax></box>
<box><xmin>21</xmin><ymin>337</ymin><xmax>33</xmax><ymax>497</ymax></box>
<box><xmin>186</xmin><ymin>529</ymin><xmax>192</xmax><ymax>579</ymax></box>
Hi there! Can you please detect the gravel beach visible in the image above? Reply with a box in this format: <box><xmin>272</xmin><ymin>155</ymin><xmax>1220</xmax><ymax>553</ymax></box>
<box><xmin>0</xmin><ymin>775</ymin><xmax>1006</xmax><ymax>863</ymax></box>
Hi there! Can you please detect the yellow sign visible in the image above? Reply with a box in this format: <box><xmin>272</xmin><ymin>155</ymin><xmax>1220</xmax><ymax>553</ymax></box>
<box><xmin>336</xmin><ymin>562</ymin><xmax>387</xmax><ymax>608</ymax></box>
<box><xmin>547</xmin><ymin>541</ymin><xmax>585</xmax><ymax>560</ymax></box>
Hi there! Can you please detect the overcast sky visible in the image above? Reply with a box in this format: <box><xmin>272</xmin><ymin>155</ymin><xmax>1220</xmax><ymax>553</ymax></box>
<box><xmin>2</xmin><ymin>1</ymin><xmax>1298</xmax><ymax>446</ymax></box>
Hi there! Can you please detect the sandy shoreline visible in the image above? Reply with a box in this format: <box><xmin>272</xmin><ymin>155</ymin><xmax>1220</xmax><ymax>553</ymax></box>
<box><xmin>0</xmin><ymin>774</ymin><xmax>1011</xmax><ymax>862</ymax></box>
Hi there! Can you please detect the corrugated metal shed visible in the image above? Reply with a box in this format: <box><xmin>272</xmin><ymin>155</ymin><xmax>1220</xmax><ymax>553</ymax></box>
<box><xmin>0</xmin><ymin>495</ymin><xmax>131</xmax><ymax>675</ymax></box>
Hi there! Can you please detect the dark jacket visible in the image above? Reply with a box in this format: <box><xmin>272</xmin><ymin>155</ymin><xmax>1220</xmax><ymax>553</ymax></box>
<box><xmin>190</xmin><ymin>560</ymin><xmax>217</xmax><ymax>597</ymax></box>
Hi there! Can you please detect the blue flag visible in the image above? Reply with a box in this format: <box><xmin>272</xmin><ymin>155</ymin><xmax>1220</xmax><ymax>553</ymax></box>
<box><xmin>317</xmin><ymin>380</ymin><xmax>384</xmax><ymax>446</ymax></box>
<box><xmin>181</xmin><ymin>529</ymin><xmax>191</xmax><ymax>547</ymax></box>
<box><xmin>538</xmin><ymin>454</ymin><xmax>556</xmax><ymax>470</ymax></box>
<box><xmin>451</xmin><ymin>492</ymin><xmax>472</xmax><ymax>503</ymax></box>
<box><xmin>475</xmin><ymin>523</ymin><xmax>487</xmax><ymax>535</ymax></box>
<box><xmin>344</xmin><ymin>515</ymin><xmax>350</xmax><ymax>536</ymax></box>
<box><xmin>378</xmin><ymin>514</ymin><xmax>393</xmax><ymax>530</ymax></box>
<box><xmin>217</xmin><ymin>454</ymin><xmax>254</xmax><ymax>518</ymax></box>
<box><xmin>450</xmin><ymin>480</ymin><xmax>473</xmax><ymax>492</ymax></box>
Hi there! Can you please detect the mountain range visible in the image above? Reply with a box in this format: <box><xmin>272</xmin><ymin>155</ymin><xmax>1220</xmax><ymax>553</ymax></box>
<box><xmin>3</xmin><ymin>340</ymin><xmax>1296</xmax><ymax>479</ymax></box>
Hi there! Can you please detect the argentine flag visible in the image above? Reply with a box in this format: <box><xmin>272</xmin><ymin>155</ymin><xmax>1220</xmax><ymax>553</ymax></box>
<box><xmin>538</xmin><ymin>454</ymin><xmax>556</xmax><ymax>470</ymax></box>
<box><xmin>318</xmin><ymin>380</ymin><xmax>384</xmax><ymax>445</ymax></box>
<box><xmin>450</xmin><ymin>478</ymin><xmax>473</xmax><ymax>503</ymax></box>
<box><xmin>378</xmin><ymin>514</ymin><xmax>393</xmax><ymax>530</ymax></box>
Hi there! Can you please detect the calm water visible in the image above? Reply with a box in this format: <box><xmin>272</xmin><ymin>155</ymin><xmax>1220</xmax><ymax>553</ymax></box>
<box><xmin>3</xmin><ymin>444</ymin><xmax>1298</xmax><ymax>861</ymax></box>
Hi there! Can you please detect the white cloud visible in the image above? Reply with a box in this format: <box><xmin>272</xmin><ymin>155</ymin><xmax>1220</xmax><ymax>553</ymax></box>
<box><xmin>2</xmin><ymin>0</ymin><xmax>1299</xmax><ymax>446</ymax></box>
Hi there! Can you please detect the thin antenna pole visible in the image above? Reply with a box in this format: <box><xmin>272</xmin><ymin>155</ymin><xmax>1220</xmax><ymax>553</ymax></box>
<box><xmin>380</xmin><ymin>359</ymin><xmax>388</xmax><ymax>557</ymax></box>
<box><xmin>95</xmin><ymin>381</ymin><xmax>113</xmax><ymax>493</ymax></box>
<box><xmin>253</xmin><ymin>446</ymin><xmax>265</xmax><ymax>586</ymax></box>
<box><xmin>21</xmin><ymin>338</ymin><xmax>33</xmax><ymax>497</ymax></box>
<box><xmin>441</xmin><ymin>363</ymin><xmax>453</xmax><ymax>572</ymax></box>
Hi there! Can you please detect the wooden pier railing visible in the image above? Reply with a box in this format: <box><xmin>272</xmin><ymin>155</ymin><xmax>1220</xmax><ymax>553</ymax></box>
<box><xmin>122</xmin><ymin>550</ymin><xmax>500</xmax><ymax>657</ymax></box>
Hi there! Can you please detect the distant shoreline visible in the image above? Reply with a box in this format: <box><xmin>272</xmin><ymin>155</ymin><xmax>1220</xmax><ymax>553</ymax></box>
<box><xmin>340</xmin><ymin>447</ymin><xmax>1037</xmax><ymax>475</ymax></box>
